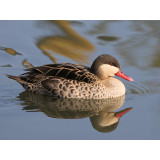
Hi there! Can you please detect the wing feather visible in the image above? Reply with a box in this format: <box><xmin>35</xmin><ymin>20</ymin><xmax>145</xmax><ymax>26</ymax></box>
<box><xmin>23</xmin><ymin>63</ymin><xmax>99</xmax><ymax>83</ymax></box>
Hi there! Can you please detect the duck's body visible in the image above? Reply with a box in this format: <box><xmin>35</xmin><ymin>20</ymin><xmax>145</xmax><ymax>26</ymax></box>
<box><xmin>7</xmin><ymin>54</ymin><xmax>133</xmax><ymax>99</ymax></box>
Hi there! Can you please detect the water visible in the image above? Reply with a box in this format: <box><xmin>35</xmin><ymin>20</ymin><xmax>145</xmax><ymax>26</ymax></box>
<box><xmin>0</xmin><ymin>20</ymin><xmax>160</xmax><ymax>140</ymax></box>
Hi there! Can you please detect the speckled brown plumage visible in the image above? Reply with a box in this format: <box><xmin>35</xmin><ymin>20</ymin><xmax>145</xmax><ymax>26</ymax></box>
<box><xmin>7</xmin><ymin>54</ymin><xmax>128</xmax><ymax>99</ymax></box>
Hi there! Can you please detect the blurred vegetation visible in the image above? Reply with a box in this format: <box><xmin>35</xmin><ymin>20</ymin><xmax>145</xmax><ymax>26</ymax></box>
<box><xmin>36</xmin><ymin>20</ymin><xmax>95</xmax><ymax>64</ymax></box>
<box><xmin>0</xmin><ymin>46</ymin><xmax>22</xmax><ymax>56</ymax></box>
<box><xmin>115</xmin><ymin>21</ymin><xmax>160</xmax><ymax>68</ymax></box>
<box><xmin>1</xmin><ymin>20</ymin><xmax>160</xmax><ymax>69</ymax></box>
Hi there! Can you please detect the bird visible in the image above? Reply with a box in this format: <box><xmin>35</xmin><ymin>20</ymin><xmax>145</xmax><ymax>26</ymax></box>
<box><xmin>7</xmin><ymin>54</ymin><xmax>133</xmax><ymax>99</ymax></box>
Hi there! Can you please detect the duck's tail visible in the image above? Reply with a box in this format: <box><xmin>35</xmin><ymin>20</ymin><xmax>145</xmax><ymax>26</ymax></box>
<box><xmin>7</xmin><ymin>74</ymin><xmax>20</xmax><ymax>81</ymax></box>
<box><xmin>6</xmin><ymin>75</ymin><xmax>27</xmax><ymax>84</ymax></box>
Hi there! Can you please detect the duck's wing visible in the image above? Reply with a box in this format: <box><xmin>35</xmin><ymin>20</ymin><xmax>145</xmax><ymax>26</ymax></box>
<box><xmin>23</xmin><ymin>63</ymin><xmax>99</xmax><ymax>83</ymax></box>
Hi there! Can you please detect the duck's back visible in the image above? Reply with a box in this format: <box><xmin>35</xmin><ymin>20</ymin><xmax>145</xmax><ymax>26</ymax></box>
<box><xmin>24</xmin><ymin>63</ymin><xmax>99</xmax><ymax>83</ymax></box>
<box><xmin>8</xmin><ymin>63</ymin><xmax>105</xmax><ymax>99</ymax></box>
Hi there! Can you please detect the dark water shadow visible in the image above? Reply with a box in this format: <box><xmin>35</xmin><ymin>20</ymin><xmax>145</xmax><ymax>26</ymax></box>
<box><xmin>97</xmin><ymin>35</ymin><xmax>119</xmax><ymax>42</ymax></box>
<box><xmin>18</xmin><ymin>91</ymin><xmax>132</xmax><ymax>133</ymax></box>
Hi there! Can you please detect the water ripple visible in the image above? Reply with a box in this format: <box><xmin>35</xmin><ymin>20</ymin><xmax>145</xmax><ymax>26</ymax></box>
<box><xmin>126</xmin><ymin>80</ymin><xmax>160</xmax><ymax>99</ymax></box>
<box><xmin>126</xmin><ymin>82</ymin><xmax>150</xmax><ymax>96</ymax></box>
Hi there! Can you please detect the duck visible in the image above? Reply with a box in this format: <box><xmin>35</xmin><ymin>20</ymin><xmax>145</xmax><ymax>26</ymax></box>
<box><xmin>7</xmin><ymin>54</ymin><xmax>133</xmax><ymax>99</ymax></box>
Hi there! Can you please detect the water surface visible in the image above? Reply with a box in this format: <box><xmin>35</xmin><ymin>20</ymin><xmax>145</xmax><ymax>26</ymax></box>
<box><xmin>0</xmin><ymin>20</ymin><xmax>160</xmax><ymax>140</ymax></box>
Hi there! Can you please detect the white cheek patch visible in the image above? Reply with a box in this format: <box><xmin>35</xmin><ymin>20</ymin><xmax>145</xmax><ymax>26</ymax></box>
<box><xmin>98</xmin><ymin>113</ymin><xmax>118</xmax><ymax>127</ymax></box>
<box><xmin>98</xmin><ymin>64</ymin><xmax>119</xmax><ymax>78</ymax></box>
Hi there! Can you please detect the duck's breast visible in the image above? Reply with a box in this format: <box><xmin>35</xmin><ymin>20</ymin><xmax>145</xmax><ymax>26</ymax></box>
<box><xmin>100</xmin><ymin>77</ymin><xmax>126</xmax><ymax>98</ymax></box>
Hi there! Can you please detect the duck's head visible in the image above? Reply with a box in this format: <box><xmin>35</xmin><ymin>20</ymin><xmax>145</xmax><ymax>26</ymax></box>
<box><xmin>91</xmin><ymin>54</ymin><xmax>134</xmax><ymax>81</ymax></box>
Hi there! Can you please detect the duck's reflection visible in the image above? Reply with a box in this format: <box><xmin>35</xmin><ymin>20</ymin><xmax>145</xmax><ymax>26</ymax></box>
<box><xmin>90</xmin><ymin>107</ymin><xmax>132</xmax><ymax>133</ymax></box>
<box><xmin>18</xmin><ymin>91</ymin><xmax>132</xmax><ymax>133</ymax></box>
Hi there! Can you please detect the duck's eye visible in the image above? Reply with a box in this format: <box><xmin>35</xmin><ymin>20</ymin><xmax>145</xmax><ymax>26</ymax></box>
<box><xmin>109</xmin><ymin>62</ymin><xmax>116</xmax><ymax>67</ymax></box>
